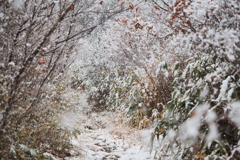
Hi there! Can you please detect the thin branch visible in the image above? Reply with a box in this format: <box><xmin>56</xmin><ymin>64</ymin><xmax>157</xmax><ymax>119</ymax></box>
<box><xmin>161</xmin><ymin>0</ymin><xmax>169</xmax><ymax>7</ymax></box>
<box><xmin>55</xmin><ymin>26</ymin><xmax>97</xmax><ymax>45</ymax></box>
<box><xmin>151</xmin><ymin>0</ymin><xmax>169</xmax><ymax>12</ymax></box>
<box><xmin>3</xmin><ymin>2</ymin><xmax>77</xmax><ymax>129</ymax></box>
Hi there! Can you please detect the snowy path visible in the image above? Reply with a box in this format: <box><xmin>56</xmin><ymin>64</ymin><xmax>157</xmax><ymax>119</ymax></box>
<box><xmin>67</xmin><ymin>112</ymin><xmax>158</xmax><ymax>160</ymax></box>
<box><xmin>63</xmin><ymin>93</ymin><xmax>161</xmax><ymax>160</ymax></box>
<box><xmin>62</xmin><ymin>93</ymin><xmax>164</xmax><ymax>160</ymax></box>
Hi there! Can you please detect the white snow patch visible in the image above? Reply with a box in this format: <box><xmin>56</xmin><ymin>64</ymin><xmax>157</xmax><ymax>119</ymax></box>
<box><xmin>26</xmin><ymin>43</ymin><xmax>32</xmax><ymax>47</ymax></box>
<box><xmin>206</xmin><ymin>123</ymin><xmax>218</xmax><ymax>143</ymax></box>
<box><xmin>43</xmin><ymin>153</ymin><xmax>57</xmax><ymax>160</ymax></box>
<box><xmin>58</xmin><ymin>112</ymin><xmax>80</xmax><ymax>131</ymax></box>
<box><xmin>8</xmin><ymin>62</ymin><xmax>15</xmax><ymax>68</ymax></box>
<box><xmin>229</xmin><ymin>101</ymin><xmax>240</xmax><ymax>127</ymax></box>
<box><xmin>217</xmin><ymin>76</ymin><xmax>231</xmax><ymax>101</ymax></box>
<box><xmin>167</xmin><ymin>129</ymin><xmax>176</xmax><ymax>140</ymax></box>
<box><xmin>179</xmin><ymin>103</ymin><xmax>210</xmax><ymax>142</ymax></box>
<box><xmin>9</xmin><ymin>0</ymin><xmax>25</xmax><ymax>10</ymax></box>
<box><xmin>200</xmin><ymin>85</ymin><xmax>209</xmax><ymax>99</ymax></box>
<box><xmin>205</xmin><ymin>109</ymin><xmax>218</xmax><ymax>143</ymax></box>
<box><xmin>66</xmin><ymin>111</ymin><xmax>160</xmax><ymax>160</ymax></box>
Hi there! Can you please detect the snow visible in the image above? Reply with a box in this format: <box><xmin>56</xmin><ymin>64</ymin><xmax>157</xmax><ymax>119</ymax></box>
<box><xmin>156</xmin><ymin>61</ymin><xmax>168</xmax><ymax>77</ymax></box>
<box><xmin>58</xmin><ymin>112</ymin><xmax>80</xmax><ymax>131</ymax></box>
<box><xmin>206</xmin><ymin>123</ymin><xmax>218</xmax><ymax>143</ymax></box>
<box><xmin>63</xmin><ymin>93</ymin><xmax>163</xmax><ymax>160</ymax></box>
<box><xmin>26</xmin><ymin>43</ymin><xmax>32</xmax><ymax>47</ymax></box>
<box><xmin>67</xmin><ymin>112</ymin><xmax>159</xmax><ymax>160</ymax></box>
<box><xmin>9</xmin><ymin>145</ymin><xmax>16</xmax><ymax>155</ymax></box>
<box><xmin>205</xmin><ymin>109</ymin><xmax>218</xmax><ymax>143</ymax></box>
<box><xmin>229</xmin><ymin>101</ymin><xmax>240</xmax><ymax>127</ymax></box>
<box><xmin>9</xmin><ymin>0</ymin><xmax>25</xmax><ymax>10</ymax></box>
<box><xmin>217</xmin><ymin>76</ymin><xmax>231</xmax><ymax>101</ymax></box>
<box><xmin>8</xmin><ymin>62</ymin><xmax>15</xmax><ymax>68</ymax></box>
<box><xmin>179</xmin><ymin>103</ymin><xmax>210</xmax><ymax>142</ymax></box>
<box><xmin>200</xmin><ymin>85</ymin><xmax>209</xmax><ymax>100</ymax></box>
<box><xmin>227</xmin><ymin>146</ymin><xmax>240</xmax><ymax>160</ymax></box>
<box><xmin>167</xmin><ymin>129</ymin><xmax>176</xmax><ymax>140</ymax></box>
<box><xmin>19</xmin><ymin>144</ymin><xmax>28</xmax><ymax>151</ymax></box>
<box><xmin>43</xmin><ymin>153</ymin><xmax>57</xmax><ymax>160</ymax></box>
<box><xmin>205</xmin><ymin>109</ymin><xmax>217</xmax><ymax>124</ymax></box>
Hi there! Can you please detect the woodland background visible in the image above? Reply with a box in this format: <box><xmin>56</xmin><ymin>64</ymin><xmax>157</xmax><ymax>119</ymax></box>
<box><xmin>0</xmin><ymin>0</ymin><xmax>240</xmax><ymax>159</ymax></box>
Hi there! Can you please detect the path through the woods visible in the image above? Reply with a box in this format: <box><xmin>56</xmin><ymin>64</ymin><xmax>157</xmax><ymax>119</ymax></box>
<box><xmin>64</xmin><ymin>93</ymin><xmax>162</xmax><ymax>160</ymax></box>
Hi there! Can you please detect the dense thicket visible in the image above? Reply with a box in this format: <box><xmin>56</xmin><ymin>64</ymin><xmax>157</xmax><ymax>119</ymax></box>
<box><xmin>73</xmin><ymin>0</ymin><xmax>240</xmax><ymax>159</ymax></box>
<box><xmin>1</xmin><ymin>0</ymin><xmax>239</xmax><ymax>159</ymax></box>
<box><xmin>0</xmin><ymin>0</ymin><xmax>123</xmax><ymax>159</ymax></box>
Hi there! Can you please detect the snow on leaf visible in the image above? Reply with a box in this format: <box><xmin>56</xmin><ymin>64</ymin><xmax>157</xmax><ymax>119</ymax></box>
<box><xmin>200</xmin><ymin>85</ymin><xmax>209</xmax><ymax>100</ymax></box>
<box><xmin>167</xmin><ymin>129</ymin><xmax>176</xmax><ymax>140</ymax></box>
<box><xmin>156</xmin><ymin>61</ymin><xmax>168</xmax><ymax>77</ymax></box>
<box><xmin>229</xmin><ymin>101</ymin><xmax>240</xmax><ymax>128</ymax></box>
<box><xmin>217</xmin><ymin>76</ymin><xmax>231</xmax><ymax>101</ymax></box>
<box><xmin>19</xmin><ymin>144</ymin><xmax>29</xmax><ymax>152</ymax></box>
<box><xmin>8</xmin><ymin>62</ymin><xmax>15</xmax><ymax>68</ymax></box>
<box><xmin>206</xmin><ymin>123</ymin><xmax>218</xmax><ymax>143</ymax></box>
<box><xmin>179</xmin><ymin>103</ymin><xmax>210</xmax><ymax>142</ymax></box>
<box><xmin>205</xmin><ymin>109</ymin><xmax>218</xmax><ymax>143</ymax></box>
<box><xmin>43</xmin><ymin>153</ymin><xmax>57</xmax><ymax>160</ymax></box>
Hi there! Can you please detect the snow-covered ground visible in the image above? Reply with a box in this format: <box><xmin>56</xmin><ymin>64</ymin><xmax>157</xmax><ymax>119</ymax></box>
<box><xmin>68</xmin><ymin>112</ymin><xmax>158</xmax><ymax>160</ymax></box>
<box><xmin>63</xmin><ymin>93</ymin><xmax>162</xmax><ymax>160</ymax></box>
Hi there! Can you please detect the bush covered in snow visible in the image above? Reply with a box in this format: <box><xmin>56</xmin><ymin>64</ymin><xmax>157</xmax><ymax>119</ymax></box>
<box><xmin>72</xmin><ymin>0</ymin><xmax>240</xmax><ymax>159</ymax></box>
<box><xmin>0</xmin><ymin>73</ymin><xmax>81</xmax><ymax>159</ymax></box>
<box><xmin>151</xmin><ymin>0</ymin><xmax>240</xmax><ymax>159</ymax></box>
<box><xmin>0</xmin><ymin>0</ymin><xmax>124</xmax><ymax>159</ymax></box>
<box><xmin>153</xmin><ymin>55</ymin><xmax>240</xmax><ymax>159</ymax></box>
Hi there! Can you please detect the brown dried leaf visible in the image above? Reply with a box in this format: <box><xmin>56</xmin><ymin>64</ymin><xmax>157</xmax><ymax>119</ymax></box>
<box><xmin>195</xmin><ymin>155</ymin><xmax>207</xmax><ymax>158</ymax></box>
<box><xmin>129</xmin><ymin>3</ymin><xmax>134</xmax><ymax>10</ymax></box>
<box><xmin>135</xmin><ymin>23</ymin><xmax>143</xmax><ymax>29</ymax></box>
<box><xmin>154</xmin><ymin>6</ymin><xmax>159</xmax><ymax>10</ymax></box>
<box><xmin>70</xmin><ymin>4</ymin><xmax>74</xmax><ymax>10</ymax></box>
<box><xmin>181</xmin><ymin>29</ymin><xmax>187</xmax><ymax>34</ymax></box>
<box><xmin>172</xmin><ymin>14</ymin><xmax>179</xmax><ymax>19</ymax></box>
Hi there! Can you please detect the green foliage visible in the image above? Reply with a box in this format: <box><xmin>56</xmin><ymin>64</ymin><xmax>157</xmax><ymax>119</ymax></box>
<box><xmin>72</xmin><ymin>59</ymin><xmax>174</xmax><ymax>129</ymax></box>
<box><xmin>72</xmin><ymin>61</ymin><xmax>140</xmax><ymax>112</ymax></box>
<box><xmin>153</xmin><ymin>55</ymin><xmax>240</xmax><ymax>159</ymax></box>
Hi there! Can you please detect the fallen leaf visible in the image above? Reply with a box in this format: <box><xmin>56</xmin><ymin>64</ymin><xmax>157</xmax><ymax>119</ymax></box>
<box><xmin>195</xmin><ymin>155</ymin><xmax>207</xmax><ymax>158</ymax></box>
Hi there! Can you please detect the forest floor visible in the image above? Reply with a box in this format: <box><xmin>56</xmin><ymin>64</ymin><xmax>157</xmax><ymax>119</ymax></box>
<box><xmin>62</xmin><ymin>93</ymin><xmax>165</xmax><ymax>160</ymax></box>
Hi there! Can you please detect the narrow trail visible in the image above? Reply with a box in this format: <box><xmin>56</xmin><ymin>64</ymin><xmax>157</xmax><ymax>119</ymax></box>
<box><xmin>67</xmin><ymin>111</ymin><xmax>158</xmax><ymax>160</ymax></box>
<box><xmin>64</xmin><ymin>93</ymin><xmax>160</xmax><ymax>160</ymax></box>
